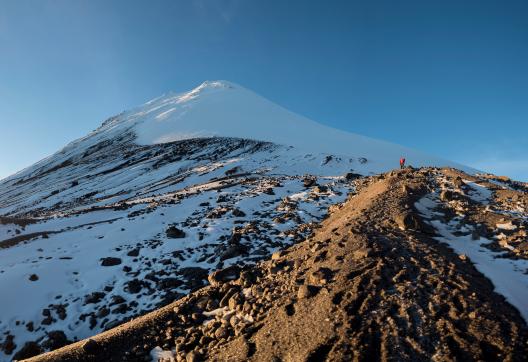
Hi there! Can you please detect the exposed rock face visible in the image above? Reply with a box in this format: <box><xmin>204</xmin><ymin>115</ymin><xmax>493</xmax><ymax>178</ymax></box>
<box><xmin>12</xmin><ymin>341</ymin><xmax>42</xmax><ymax>360</ymax></box>
<box><xmin>29</xmin><ymin>273</ymin><xmax>39</xmax><ymax>281</ymax></box>
<box><xmin>41</xmin><ymin>330</ymin><xmax>70</xmax><ymax>350</ymax></box>
<box><xmin>100</xmin><ymin>257</ymin><xmax>122</xmax><ymax>267</ymax></box>
<box><xmin>166</xmin><ymin>226</ymin><xmax>186</xmax><ymax>239</ymax></box>
<box><xmin>24</xmin><ymin>168</ymin><xmax>528</xmax><ymax>362</ymax></box>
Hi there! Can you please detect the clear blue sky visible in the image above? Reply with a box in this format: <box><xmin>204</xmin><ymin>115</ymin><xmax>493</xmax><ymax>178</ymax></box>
<box><xmin>1</xmin><ymin>0</ymin><xmax>527</xmax><ymax>180</ymax></box>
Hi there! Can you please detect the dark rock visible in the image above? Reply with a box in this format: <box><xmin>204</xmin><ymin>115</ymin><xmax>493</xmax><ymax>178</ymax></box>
<box><xmin>127</xmin><ymin>248</ymin><xmax>140</xmax><ymax>257</ymax></box>
<box><xmin>110</xmin><ymin>295</ymin><xmax>126</xmax><ymax>305</ymax></box>
<box><xmin>314</xmin><ymin>185</ymin><xmax>328</xmax><ymax>193</ymax></box>
<box><xmin>100</xmin><ymin>257</ymin><xmax>122</xmax><ymax>266</ymax></box>
<box><xmin>41</xmin><ymin>316</ymin><xmax>53</xmax><ymax>325</ymax></box>
<box><xmin>82</xmin><ymin>339</ymin><xmax>99</xmax><ymax>354</ymax></box>
<box><xmin>97</xmin><ymin>307</ymin><xmax>110</xmax><ymax>318</ymax></box>
<box><xmin>179</xmin><ymin>267</ymin><xmax>209</xmax><ymax>283</ymax></box>
<box><xmin>42</xmin><ymin>330</ymin><xmax>70</xmax><ymax>350</ymax></box>
<box><xmin>166</xmin><ymin>226</ymin><xmax>186</xmax><ymax>238</ymax></box>
<box><xmin>104</xmin><ymin>320</ymin><xmax>122</xmax><ymax>330</ymax></box>
<box><xmin>225</xmin><ymin>166</ymin><xmax>241</xmax><ymax>176</ymax></box>
<box><xmin>303</xmin><ymin>177</ymin><xmax>317</xmax><ymax>188</ymax></box>
<box><xmin>54</xmin><ymin>304</ymin><xmax>67</xmax><ymax>320</ymax></box>
<box><xmin>1</xmin><ymin>334</ymin><xmax>16</xmax><ymax>355</ymax></box>
<box><xmin>228</xmin><ymin>232</ymin><xmax>242</xmax><ymax>245</ymax></box>
<box><xmin>159</xmin><ymin>277</ymin><xmax>183</xmax><ymax>289</ymax></box>
<box><xmin>84</xmin><ymin>292</ymin><xmax>106</xmax><ymax>304</ymax></box>
<box><xmin>232</xmin><ymin>208</ymin><xmax>246</xmax><ymax>217</ymax></box>
<box><xmin>112</xmin><ymin>303</ymin><xmax>129</xmax><ymax>314</ymax></box>
<box><xmin>13</xmin><ymin>341</ymin><xmax>42</xmax><ymax>360</ymax></box>
<box><xmin>29</xmin><ymin>273</ymin><xmax>39</xmax><ymax>281</ymax></box>
<box><xmin>217</xmin><ymin>195</ymin><xmax>228</xmax><ymax>203</ymax></box>
<box><xmin>220</xmin><ymin>244</ymin><xmax>249</xmax><ymax>261</ymax></box>
<box><xmin>345</xmin><ymin>172</ymin><xmax>362</xmax><ymax>181</ymax></box>
<box><xmin>263</xmin><ymin>187</ymin><xmax>275</xmax><ymax>195</ymax></box>
<box><xmin>440</xmin><ymin>190</ymin><xmax>457</xmax><ymax>202</ymax></box>
<box><xmin>125</xmin><ymin>279</ymin><xmax>144</xmax><ymax>294</ymax></box>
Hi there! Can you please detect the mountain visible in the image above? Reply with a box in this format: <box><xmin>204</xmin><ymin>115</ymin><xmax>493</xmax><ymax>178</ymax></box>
<box><xmin>19</xmin><ymin>168</ymin><xmax>528</xmax><ymax>362</ymax></box>
<box><xmin>1</xmin><ymin>81</ymin><xmax>524</xmax><ymax>361</ymax></box>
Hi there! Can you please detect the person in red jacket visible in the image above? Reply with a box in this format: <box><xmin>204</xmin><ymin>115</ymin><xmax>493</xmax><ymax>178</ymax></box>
<box><xmin>399</xmin><ymin>157</ymin><xmax>406</xmax><ymax>169</ymax></box>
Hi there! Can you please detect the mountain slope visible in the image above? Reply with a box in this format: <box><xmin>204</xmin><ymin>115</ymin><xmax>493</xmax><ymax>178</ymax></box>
<box><xmin>0</xmin><ymin>81</ymin><xmax>482</xmax><ymax>360</ymax></box>
<box><xmin>22</xmin><ymin>168</ymin><xmax>528</xmax><ymax>362</ymax></box>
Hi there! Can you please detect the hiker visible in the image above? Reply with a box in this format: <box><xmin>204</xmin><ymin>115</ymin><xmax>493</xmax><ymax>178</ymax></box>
<box><xmin>399</xmin><ymin>157</ymin><xmax>406</xmax><ymax>169</ymax></box>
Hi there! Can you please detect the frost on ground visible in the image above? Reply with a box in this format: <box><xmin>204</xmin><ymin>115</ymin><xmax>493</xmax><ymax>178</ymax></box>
<box><xmin>416</xmin><ymin>169</ymin><xmax>528</xmax><ymax>322</ymax></box>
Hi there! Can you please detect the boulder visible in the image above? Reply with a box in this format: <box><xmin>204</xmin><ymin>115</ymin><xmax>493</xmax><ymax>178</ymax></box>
<box><xmin>208</xmin><ymin>266</ymin><xmax>241</xmax><ymax>287</ymax></box>
<box><xmin>82</xmin><ymin>339</ymin><xmax>99</xmax><ymax>354</ymax></box>
<box><xmin>179</xmin><ymin>267</ymin><xmax>209</xmax><ymax>282</ymax></box>
<box><xmin>345</xmin><ymin>172</ymin><xmax>362</xmax><ymax>181</ymax></box>
<box><xmin>126</xmin><ymin>248</ymin><xmax>140</xmax><ymax>257</ymax></box>
<box><xmin>159</xmin><ymin>277</ymin><xmax>183</xmax><ymax>289</ymax></box>
<box><xmin>42</xmin><ymin>330</ymin><xmax>70</xmax><ymax>350</ymax></box>
<box><xmin>125</xmin><ymin>279</ymin><xmax>144</xmax><ymax>294</ymax></box>
<box><xmin>220</xmin><ymin>244</ymin><xmax>249</xmax><ymax>261</ymax></box>
<box><xmin>100</xmin><ymin>257</ymin><xmax>122</xmax><ymax>266</ymax></box>
<box><xmin>29</xmin><ymin>273</ymin><xmax>39</xmax><ymax>281</ymax></box>
<box><xmin>84</xmin><ymin>291</ymin><xmax>106</xmax><ymax>304</ymax></box>
<box><xmin>166</xmin><ymin>226</ymin><xmax>186</xmax><ymax>238</ymax></box>
<box><xmin>303</xmin><ymin>177</ymin><xmax>317</xmax><ymax>188</ymax></box>
<box><xmin>232</xmin><ymin>208</ymin><xmax>246</xmax><ymax>217</ymax></box>
<box><xmin>13</xmin><ymin>341</ymin><xmax>42</xmax><ymax>360</ymax></box>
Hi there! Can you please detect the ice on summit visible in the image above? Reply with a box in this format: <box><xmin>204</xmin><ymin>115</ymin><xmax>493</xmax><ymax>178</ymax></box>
<box><xmin>92</xmin><ymin>80</ymin><xmax>468</xmax><ymax>172</ymax></box>
<box><xmin>3</xmin><ymin>80</ymin><xmax>471</xmax><ymax>186</ymax></box>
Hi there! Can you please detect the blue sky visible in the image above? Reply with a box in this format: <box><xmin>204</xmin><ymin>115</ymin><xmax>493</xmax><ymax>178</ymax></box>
<box><xmin>1</xmin><ymin>0</ymin><xmax>527</xmax><ymax>180</ymax></box>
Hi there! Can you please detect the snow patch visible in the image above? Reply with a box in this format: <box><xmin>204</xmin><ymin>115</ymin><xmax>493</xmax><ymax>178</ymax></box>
<box><xmin>417</xmin><ymin>194</ymin><xmax>528</xmax><ymax>322</ymax></box>
<box><xmin>150</xmin><ymin>346</ymin><xmax>175</xmax><ymax>362</ymax></box>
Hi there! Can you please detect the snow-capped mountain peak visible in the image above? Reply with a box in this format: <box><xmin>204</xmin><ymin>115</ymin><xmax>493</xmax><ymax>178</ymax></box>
<box><xmin>0</xmin><ymin>81</ymin><xmax>507</xmax><ymax>360</ymax></box>
<box><xmin>82</xmin><ymin>80</ymin><xmax>467</xmax><ymax>172</ymax></box>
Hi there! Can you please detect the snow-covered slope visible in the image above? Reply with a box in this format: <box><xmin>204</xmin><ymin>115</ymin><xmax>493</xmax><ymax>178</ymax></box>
<box><xmin>4</xmin><ymin>80</ymin><xmax>468</xmax><ymax>186</ymax></box>
<box><xmin>0</xmin><ymin>81</ymin><xmax>473</xmax><ymax>360</ymax></box>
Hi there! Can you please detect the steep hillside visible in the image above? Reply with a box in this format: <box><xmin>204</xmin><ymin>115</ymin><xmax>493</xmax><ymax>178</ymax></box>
<box><xmin>0</xmin><ymin>81</ymin><xmax>479</xmax><ymax>360</ymax></box>
<box><xmin>20</xmin><ymin>168</ymin><xmax>528</xmax><ymax>362</ymax></box>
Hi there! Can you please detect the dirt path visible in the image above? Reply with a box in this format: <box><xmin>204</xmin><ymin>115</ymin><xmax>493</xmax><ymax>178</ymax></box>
<box><xmin>23</xmin><ymin>168</ymin><xmax>528</xmax><ymax>362</ymax></box>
